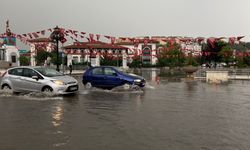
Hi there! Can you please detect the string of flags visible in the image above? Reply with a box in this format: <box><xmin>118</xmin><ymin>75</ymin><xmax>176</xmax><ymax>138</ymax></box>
<box><xmin>0</xmin><ymin>27</ymin><xmax>248</xmax><ymax>47</ymax></box>
<box><xmin>1</xmin><ymin>26</ymin><xmax>250</xmax><ymax>58</ymax></box>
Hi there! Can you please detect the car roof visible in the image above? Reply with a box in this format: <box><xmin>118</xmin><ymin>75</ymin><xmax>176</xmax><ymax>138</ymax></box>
<box><xmin>7</xmin><ymin>66</ymin><xmax>49</xmax><ymax>70</ymax></box>
<box><xmin>90</xmin><ymin>66</ymin><xmax>118</xmax><ymax>69</ymax></box>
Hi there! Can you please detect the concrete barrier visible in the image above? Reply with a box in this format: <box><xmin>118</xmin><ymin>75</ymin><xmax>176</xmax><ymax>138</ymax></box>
<box><xmin>206</xmin><ymin>71</ymin><xmax>229</xmax><ymax>84</ymax></box>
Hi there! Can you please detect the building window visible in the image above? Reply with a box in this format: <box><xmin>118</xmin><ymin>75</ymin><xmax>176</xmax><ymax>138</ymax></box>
<box><xmin>11</xmin><ymin>55</ymin><xmax>16</xmax><ymax>63</ymax></box>
<box><xmin>0</xmin><ymin>49</ymin><xmax>5</xmax><ymax>60</ymax></box>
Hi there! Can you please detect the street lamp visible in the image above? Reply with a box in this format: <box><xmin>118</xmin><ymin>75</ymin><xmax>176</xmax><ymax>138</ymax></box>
<box><xmin>50</xmin><ymin>26</ymin><xmax>64</xmax><ymax>71</ymax></box>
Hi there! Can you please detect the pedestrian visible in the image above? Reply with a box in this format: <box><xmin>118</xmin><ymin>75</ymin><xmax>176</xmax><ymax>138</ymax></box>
<box><xmin>69</xmin><ymin>63</ymin><xmax>72</xmax><ymax>75</ymax></box>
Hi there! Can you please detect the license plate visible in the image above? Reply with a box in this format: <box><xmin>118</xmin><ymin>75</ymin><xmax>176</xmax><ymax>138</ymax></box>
<box><xmin>70</xmin><ymin>86</ymin><xmax>77</xmax><ymax>91</ymax></box>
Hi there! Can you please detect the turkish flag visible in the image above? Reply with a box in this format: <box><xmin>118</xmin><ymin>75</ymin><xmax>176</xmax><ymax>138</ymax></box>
<box><xmin>111</xmin><ymin>37</ymin><xmax>116</xmax><ymax>44</ymax></box>
<box><xmin>229</xmin><ymin>37</ymin><xmax>236</xmax><ymax>45</ymax></box>
<box><xmin>237</xmin><ymin>36</ymin><xmax>244</xmax><ymax>41</ymax></box>
<box><xmin>89</xmin><ymin>34</ymin><xmax>95</xmax><ymax>42</ymax></box>
<box><xmin>41</xmin><ymin>30</ymin><xmax>46</xmax><ymax>35</ymax></box>
<box><xmin>96</xmin><ymin>34</ymin><xmax>101</xmax><ymax>41</ymax></box>
<box><xmin>207</xmin><ymin>38</ymin><xmax>216</xmax><ymax>48</ymax></box>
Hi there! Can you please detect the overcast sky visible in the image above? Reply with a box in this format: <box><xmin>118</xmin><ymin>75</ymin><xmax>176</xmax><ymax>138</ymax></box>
<box><xmin>1</xmin><ymin>0</ymin><xmax>250</xmax><ymax>38</ymax></box>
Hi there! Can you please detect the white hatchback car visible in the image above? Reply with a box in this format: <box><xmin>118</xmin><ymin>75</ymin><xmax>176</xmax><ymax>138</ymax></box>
<box><xmin>1</xmin><ymin>66</ymin><xmax>79</xmax><ymax>95</ymax></box>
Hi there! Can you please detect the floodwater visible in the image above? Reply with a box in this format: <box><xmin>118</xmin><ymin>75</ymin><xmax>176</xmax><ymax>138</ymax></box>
<box><xmin>1</xmin><ymin>69</ymin><xmax>250</xmax><ymax>150</ymax></box>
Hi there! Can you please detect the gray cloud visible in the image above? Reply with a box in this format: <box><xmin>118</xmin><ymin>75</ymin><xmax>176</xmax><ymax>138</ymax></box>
<box><xmin>1</xmin><ymin>0</ymin><xmax>250</xmax><ymax>38</ymax></box>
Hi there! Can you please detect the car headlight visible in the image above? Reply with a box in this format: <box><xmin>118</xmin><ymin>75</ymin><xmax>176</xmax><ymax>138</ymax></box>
<box><xmin>52</xmin><ymin>80</ymin><xmax>66</xmax><ymax>85</ymax></box>
<box><xmin>134</xmin><ymin>79</ymin><xmax>141</xmax><ymax>82</ymax></box>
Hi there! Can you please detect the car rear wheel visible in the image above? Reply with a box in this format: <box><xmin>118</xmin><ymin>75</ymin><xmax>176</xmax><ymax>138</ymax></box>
<box><xmin>85</xmin><ymin>82</ymin><xmax>92</xmax><ymax>89</ymax></box>
<box><xmin>2</xmin><ymin>84</ymin><xmax>12</xmax><ymax>91</ymax></box>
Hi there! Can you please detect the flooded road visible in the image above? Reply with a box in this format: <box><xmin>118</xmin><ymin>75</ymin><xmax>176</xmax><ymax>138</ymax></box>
<box><xmin>1</xmin><ymin>70</ymin><xmax>250</xmax><ymax>150</ymax></box>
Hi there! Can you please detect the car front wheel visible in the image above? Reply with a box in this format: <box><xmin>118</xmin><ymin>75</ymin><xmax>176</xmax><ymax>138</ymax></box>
<box><xmin>123</xmin><ymin>83</ymin><xmax>131</xmax><ymax>90</ymax></box>
<box><xmin>42</xmin><ymin>86</ymin><xmax>53</xmax><ymax>93</ymax></box>
<box><xmin>85</xmin><ymin>82</ymin><xmax>92</xmax><ymax>89</ymax></box>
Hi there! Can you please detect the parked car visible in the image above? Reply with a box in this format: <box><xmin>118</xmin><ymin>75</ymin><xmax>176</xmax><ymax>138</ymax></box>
<box><xmin>82</xmin><ymin>66</ymin><xmax>146</xmax><ymax>90</ymax></box>
<box><xmin>1</xmin><ymin>66</ymin><xmax>78</xmax><ymax>95</ymax></box>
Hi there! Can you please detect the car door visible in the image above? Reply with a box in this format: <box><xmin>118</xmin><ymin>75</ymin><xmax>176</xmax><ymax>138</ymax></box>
<box><xmin>19</xmin><ymin>68</ymin><xmax>44</xmax><ymax>92</ymax></box>
<box><xmin>90</xmin><ymin>67</ymin><xmax>105</xmax><ymax>87</ymax></box>
<box><xmin>103</xmin><ymin>67</ymin><xmax>123</xmax><ymax>88</ymax></box>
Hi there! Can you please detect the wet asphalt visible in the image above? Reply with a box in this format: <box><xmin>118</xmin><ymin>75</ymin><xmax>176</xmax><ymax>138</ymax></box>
<box><xmin>1</xmin><ymin>70</ymin><xmax>250</xmax><ymax>150</ymax></box>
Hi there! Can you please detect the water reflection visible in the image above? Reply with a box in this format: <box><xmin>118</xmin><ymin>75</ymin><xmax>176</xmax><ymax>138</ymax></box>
<box><xmin>52</xmin><ymin>102</ymin><xmax>64</xmax><ymax>127</ymax></box>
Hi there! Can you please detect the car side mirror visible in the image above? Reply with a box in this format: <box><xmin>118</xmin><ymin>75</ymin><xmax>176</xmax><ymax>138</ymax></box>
<box><xmin>32</xmin><ymin>75</ymin><xmax>39</xmax><ymax>81</ymax></box>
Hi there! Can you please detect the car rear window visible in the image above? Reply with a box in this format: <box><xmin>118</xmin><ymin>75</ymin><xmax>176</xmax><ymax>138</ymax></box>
<box><xmin>104</xmin><ymin>68</ymin><xmax>116</xmax><ymax>76</ymax></box>
<box><xmin>8</xmin><ymin>68</ymin><xmax>23</xmax><ymax>76</ymax></box>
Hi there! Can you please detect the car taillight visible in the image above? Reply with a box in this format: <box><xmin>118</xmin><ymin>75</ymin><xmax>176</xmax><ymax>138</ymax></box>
<box><xmin>1</xmin><ymin>71</ymin><xmax>7</xmax><ymax>77</ymax></box>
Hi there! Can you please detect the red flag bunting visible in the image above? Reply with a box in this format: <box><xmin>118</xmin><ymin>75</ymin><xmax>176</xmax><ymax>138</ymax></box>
<box><xmin>207</xmin><ymin>38</ymin><xmax>216</xmax><ymax>48</ymax></box>
<box><xmin>89</xmin><ymin>34</ymin><xmax>95</xmax><ymax>42</ymax></box>
<box><xmin>120</xmin><ymin>37</ymin><xmax>127</xmax><ymax>41</ymax></box>
<box><xmin>229</xmin><ymin>37</ymin><xmax>236</xmax><ymax>45</ymax></box>
<box><xmin>61</xmin><ymin>38</ymin><xmax>67</xmax><ymax>44</ymax></box>
<box><xmin>144</xmin><ymin>39</ymin><xmax>148</xmax><ymax>46</ymax></box>
<box><xmin>32</xmin><ymin>33</ymin><xmax>39</xmax><ymax>38</ymax></box>
<box><xmin>111</xmin><ymin>37</ymin><xmax>116</xmax><ymax>44</ymax></box>
<box><xmin>96</xmin><ymin>34</ymin><xmax>101</xmax><ymax>41</ymax></box>
<box><xmin>237</xmin><ymin>36</ymin><xmax>244</xmax><ymax>41</ymax></box>
<box><xmin>28</xmin><ymin>33</ymin><xmax>33</xmax><ymax>39</ymax></box>
<box><xmin>41</xmin><ymin>30</ymin><xmax>45</xmax><ymax>35</ymax></box>
<box><xmin>105</xmin><ymin>36</ymin><xmax>111</xmax><ymax>39</ymax></box>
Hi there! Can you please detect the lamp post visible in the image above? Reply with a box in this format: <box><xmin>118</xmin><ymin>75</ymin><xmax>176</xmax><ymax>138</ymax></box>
<box><xmin>50</xmin><ymin>26</ymin><xmax>64</xmax><ymax>71</ymax></box>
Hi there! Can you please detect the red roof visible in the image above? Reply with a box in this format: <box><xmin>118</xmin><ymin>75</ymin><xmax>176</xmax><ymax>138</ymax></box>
<box><xmin>27</xmin><ymin>38</ymin><xmax>52</xmax><ymax>43</ymax></box>
<box><xmin>63</xmin><ymin>41</ymin><xmax>128</xmax><ymax>50</ymax></box>
<box><xmin>116</xmin><ymin>39</ymin><xmax>159</xmax><ymax>45</ymax></box>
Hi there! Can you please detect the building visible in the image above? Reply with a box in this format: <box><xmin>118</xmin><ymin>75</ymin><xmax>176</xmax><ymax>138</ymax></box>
<box><xmin>27</xmin><ymin>38</ymin><xmax>53</xmax><ymax>66</ymax></box>
<box><xmin>0</xmin><ymin>37</ymin><xmax>20</xmax><ymax>68</ymax></box>
<box><xmin>63</xmin><ymin>41</ymin><xmax>129</xmax><ymax>68</ymax></box>
<box><xmin>116</xmin><ymin>38</ymin><xmax>159</xmax><ymax>65</ymax></box>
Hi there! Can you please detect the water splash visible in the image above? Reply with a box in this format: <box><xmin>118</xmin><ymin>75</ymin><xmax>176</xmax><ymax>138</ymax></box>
<box><xmin>145</xmin><ymin>84</ymin><xmax>155</xmax><ymax>89</ymax></box>
<box><xmin>81</xmin><ymin>84</ymin><xmax>145</xmax><ymax>94</ymax></box>
<box><xmin>0</xmin><ymin>90</ymin><xmax>63</xmax><ymax>101</ymax></box>
<box><xmin>0</xmin><ymin>89</ymin><xmax>14</xmax><ymax>97</ymax></box>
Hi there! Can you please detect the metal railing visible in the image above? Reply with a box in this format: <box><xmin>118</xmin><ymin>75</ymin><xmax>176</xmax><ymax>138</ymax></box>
<box><xmin>195</xmin><ymin>67</ymin><xmax>250</xmax><ymax>78</ymax></box>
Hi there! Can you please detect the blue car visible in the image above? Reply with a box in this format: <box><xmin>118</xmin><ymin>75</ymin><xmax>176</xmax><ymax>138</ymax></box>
<box><xmin>82</xmin><ymin>66</ymin><xmax>146</xmax><ymax>90</ymax></box>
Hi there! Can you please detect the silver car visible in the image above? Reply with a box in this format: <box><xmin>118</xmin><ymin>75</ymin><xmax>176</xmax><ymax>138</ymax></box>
<box><xmin>0</xmin><ymin>66</ymin><xmax>78</xmax><ymax>95</ymax></box>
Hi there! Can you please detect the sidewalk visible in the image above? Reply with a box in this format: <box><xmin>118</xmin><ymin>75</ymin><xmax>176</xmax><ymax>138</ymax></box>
<box><xmin>63</xmin><ymin>70</ymin><xmax>85</xmax><ymax>75</ymax></box>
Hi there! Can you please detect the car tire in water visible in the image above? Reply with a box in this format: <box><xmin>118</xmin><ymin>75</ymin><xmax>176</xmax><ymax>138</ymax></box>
<box><xmin>123</xmin><ymin>83</ymin><xmax>131</xmax><ymax>90</ymax></box>
<box><xmin>85</xmin><ymin>82</ymin><xmax>92</xmax><ymax>89</ymax></box>
<box><xmin>131</xmin><ymin>85</ymin><xmax>141</xmax><ymax>91</ymax></box>
<box><xmin>42</xmin><ymin>86</ymin><xmax>53</xmax><ymax>93</ymax></box>
<box><xmin>2</xmin><ymin>84</ymin><xmax>12</xmax><ymax>92</ymax></box>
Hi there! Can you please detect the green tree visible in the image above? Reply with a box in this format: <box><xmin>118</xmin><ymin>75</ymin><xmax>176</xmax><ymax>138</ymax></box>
<box><xmin>157</xmin><ymin>42</ymin><xmax>185</xmax><ymax>67</ymax></box>
<box><xmin>19</xmin><ymin>56</ymin><xmax>30</xmax><ymax>66</ymax></box>
<box><xmin>50</xmin><ymin>50</ymin><xmax>65</xmax><ymax>65</ymax></box>
<box><xmin>35</xmin><ymin>50</ymin><xmax>51</xmax><ymax>65</ymax></box>
<box><xmin>218</xmin><ymin>44</ymin><xmax>234</xmax><ymax>66</ymax></box>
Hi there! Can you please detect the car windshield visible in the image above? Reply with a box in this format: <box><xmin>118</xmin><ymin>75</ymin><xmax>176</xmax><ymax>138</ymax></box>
<box><xmin>34</xmin><ymin>68</ymin><xmax>64</xmax><ymax>77</ymax></box>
